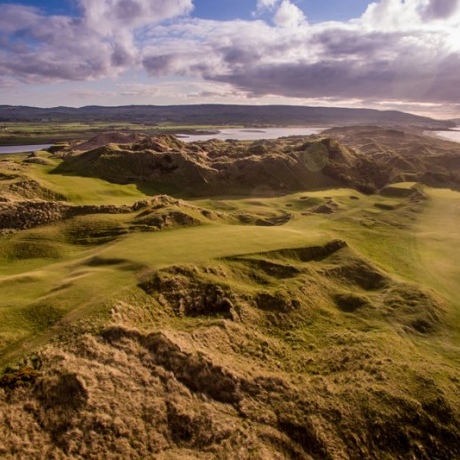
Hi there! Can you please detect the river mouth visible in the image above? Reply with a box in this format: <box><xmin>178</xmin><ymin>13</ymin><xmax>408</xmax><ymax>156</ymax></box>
<box><xmin>179</xmin><ymin>126</ymin><xmax>326</xmax><ymax>142</ymax></box>
<box><xmin>429</xmin><ymin>128</ymin><xmax>460</xmax><ymax>144</ymax></box>
<box><xmin>0</xmin><ymin>128</ymin><xmax>326</xmax><ymax>153</ymax></box>
<box><xmin>0</xmin><ymin>144</ymin><xmax>52</xmax><ymax>155</ymax></box>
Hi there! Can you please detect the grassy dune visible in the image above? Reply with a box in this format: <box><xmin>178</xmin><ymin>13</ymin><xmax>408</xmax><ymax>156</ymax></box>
<box><xmin>1</xmin><ymin>165</ymin><xmax>459</xmax><ymax>365</ymax></box>
<box><xmin>0</xmin><ymin>150</ymin><xmax>459</xmax><ymax>458</ymax></box>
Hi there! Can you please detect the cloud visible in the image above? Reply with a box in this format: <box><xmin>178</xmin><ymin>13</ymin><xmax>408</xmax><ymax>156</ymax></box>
<box><xmin>79</xmin><ymin>0</ymin><xmax>193</xmax><ymax>35</ymax></box>
<box><xmin>0</xmin><ymin>4</ymin><xmax>42</xmax><ymax>34</ymax></box>
<box><xmin>0</xmin><ymin>0</ymin><xmax>192</xmax><ymax>83</ymax></box>
<box><xmin>253</xmin><ymin>0</ymin><xmax>307</xmax><ymax>28</ymax></box>
<box><xmin>0</xmin><ymin>8</ymin><xmax>118</xmax><ymax>82</ymax></box>
<box><xmin>256</xmin><ymin>0</ymin><xmax>280</xmax><ymax>11</ymax></box>
<box><xmin>140</xmin><ymin>1</ymin><xmax>460</xmax><ymax>105</ymax></box>
<box><xmin>421</xmin><ymin>0</ymin><xmax>460</xmax><ymax>19</ymax></box>
<box><xmin>1</xmin><ymin>0</ymin><xmax>460</xmax><ymax>110</ymax></box>
<box><xmin>211</xmin><ymin>54</ymin><xmax>453</xmax><ymax>103</ymax></box>
<box><xmin>115</xmin><ymin>79</ymin><xmax>245</xmax><ymax>103</ymax></box>
<box><xmin>361</xmin><ymin>0</ymin><xmax>460</xmax><ymax>29</ymax></box>
<box><xmin>273</xmin><ymin>0</ymin><xmax>307</xmax><ymax>27</ymax></box>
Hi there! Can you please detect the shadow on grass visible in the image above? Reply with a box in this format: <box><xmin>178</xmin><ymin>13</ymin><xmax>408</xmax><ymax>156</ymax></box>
<box><xmin>134</xmin><ymin>181</ymin><xmax>181</xmax><ymax>198</ymax></box>
<box><xmin>50</xmin><ymin>162</ymin><xmax>183</xmax><ymax>198</ymax></box>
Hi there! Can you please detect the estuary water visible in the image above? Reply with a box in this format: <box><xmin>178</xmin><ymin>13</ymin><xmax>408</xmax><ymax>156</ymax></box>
<box><xmin>0</xmin><ymin>144</ymin><xmax>52</xmax><ymax>154</ymax></box>
<box><xmin>179</xmin><ymin>127</ymin><xmax>325</xmax><ymax>142</ymax></box>
<box><xmin>0</xmin><ymin>128</ymin><xmax>323</xmax><ymax>154</ymax></box>
<box><xmin>2</xmin><ymin>127</ymin><xmax>458</xmax><ymax>153</ymax></box>
<box><xmin>432</xmin><ymin>128</ymin><xmax>460</xmax><ymax>143</ymax></box>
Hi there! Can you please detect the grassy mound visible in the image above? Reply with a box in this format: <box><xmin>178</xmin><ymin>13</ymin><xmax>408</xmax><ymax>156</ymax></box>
<box><xmin>58</xmin><ymin>128</ymin><xmax>460</xmax><ymax>197</ymax></box>
<box><xmin>324</xmin><ymin>126</ymin><xmax>460</xmax><ymax>190</ymax></box>
<box><xmin>56</xmin><ymin>134</ymin><xmax>402</xmax><ymax>196</ymax></box>
<box><xmin>0</xmin><ymin>241</ymin><xmax>457</xmax><ymax>458</ymax></box>
<box><xmin>0</xmin><ymin>131</ymin><xmax>459</xmax><ymax>458</ymax></box>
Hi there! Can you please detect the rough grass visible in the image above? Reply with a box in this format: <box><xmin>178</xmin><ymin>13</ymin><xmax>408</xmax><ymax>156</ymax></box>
<box><xmin>32</xmin><ymin>161</ymin><xmax>150</xmax><ymax>205</ymax></box>
<box><xmin>0</xmin><ymin>241</ymin><xmax>458</xmax><ymax>458</ymax></box>
<box><xmin>1</xmin><ymin>152</ymin><xmax>460</xmax><ymax>458</ymax></box>
<box><xmin>415</xmin><ymin>188</ymin><xmax>460</xmax><ymax>339</ymax></box>
<box><xmin>1</xmin><ymin>173</ymin><xmax>458</xmax><ymax>365</ymax></box>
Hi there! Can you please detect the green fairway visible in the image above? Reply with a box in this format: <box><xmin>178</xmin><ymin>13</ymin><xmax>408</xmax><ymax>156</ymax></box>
<box><xmin>28</xmin><ymin>161</ymin><xmax>150</xmax><ymax>205</ymax></box>
<box><xmin>102</xmin><ymin>223</ymin><xmax>328</xmax><ymax>268</ymax></box>
<box><xmin>0</xmin><ymin>216</ymin><xmax>329</xmax><ymax>366</ymax></box>
<box><xmin>415</xmin><ymin>189</ymin><xmax>460</xmax><ymax>315</ymax></box>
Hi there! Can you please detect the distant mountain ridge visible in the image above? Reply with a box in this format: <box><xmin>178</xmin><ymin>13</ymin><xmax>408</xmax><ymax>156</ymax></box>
<box><xmin>0</xmin><ymin>104</ymin><xmax>453</xmax><ymax>128</ymax></box>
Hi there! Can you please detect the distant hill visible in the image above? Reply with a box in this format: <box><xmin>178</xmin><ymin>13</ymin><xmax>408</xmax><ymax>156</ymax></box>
<box><xmin>0</xmin><ymin>104</ymin><xmax>453</xmax><ymax>128</ymax></box>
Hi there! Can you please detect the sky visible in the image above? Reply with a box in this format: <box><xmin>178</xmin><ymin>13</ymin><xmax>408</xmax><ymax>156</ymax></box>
<box><xmin>1</xmin><ymin>0</ymin><xmax>460</xmax><ymax>119</ymax></box>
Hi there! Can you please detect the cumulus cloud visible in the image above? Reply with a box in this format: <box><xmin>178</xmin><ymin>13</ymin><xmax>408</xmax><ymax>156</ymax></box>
<box><xmin>254</xmin><ymin>0</ymin><xmax>307</xmax><ymax>27</ymax></box>
<box><xmin>80</xmin><ymin>0</ymin><xmax>193</xmax><ymax>35</ymax></box>
<box><xmin>0</xmin><ymin>0</ymin><xmax>192</xmax><ymax>83</ymax></box>
<box><xmin>273</xmin><ymin>0</ymin><xmax>307</xmax><ymax>27</ymax></box>
<box><xmin>361</xmin><ymin>0</ymin><xmax>460</xmax><ymax>29</ymax></box>
<box><xmin>0</xmin><ymin>7</ymin><xmax>117</xmax><ymax>82</ymax></box>
<box><xmin>141</xmin><ymin>0</ymin><xmax>460</xmax><ymax>105</ymax></box>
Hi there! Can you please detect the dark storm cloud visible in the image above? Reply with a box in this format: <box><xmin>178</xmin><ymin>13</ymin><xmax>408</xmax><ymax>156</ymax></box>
<box><xmin>259</xmin><ymin>27</ymin><xmax>458</xmax><ymax>102</ymax></box>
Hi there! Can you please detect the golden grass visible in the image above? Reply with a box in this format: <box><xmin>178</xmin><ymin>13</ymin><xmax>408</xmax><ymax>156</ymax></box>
<box><xmin>1</xmin><ymin>150</ymin><xmax>460</xmax><ymax>458</ymax></box>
